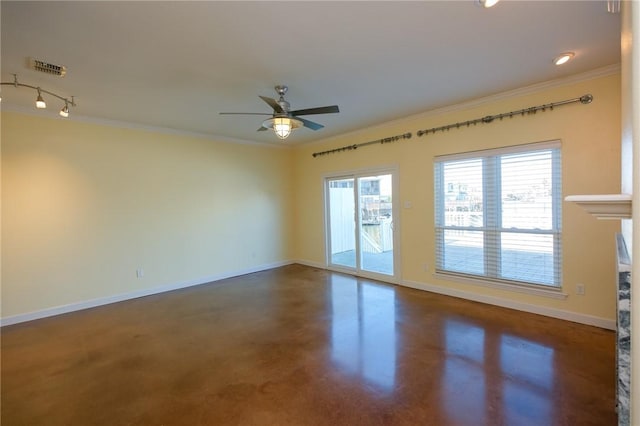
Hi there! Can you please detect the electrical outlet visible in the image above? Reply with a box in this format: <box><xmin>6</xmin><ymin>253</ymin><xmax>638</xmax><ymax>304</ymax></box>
<box><xmin>576</xmin><ymin>283</ymin><xmax>585</xmax><ymax>296</ymax></box>
<box><xmin>136</xmin><ymin>268</ymin><xmax>144</xmax><ymax>279</ymax></box>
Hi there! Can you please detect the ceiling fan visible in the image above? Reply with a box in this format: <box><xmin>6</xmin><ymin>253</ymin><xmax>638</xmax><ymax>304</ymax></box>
<box><xmin>220</xmin><ymin>85</ymin><xmax>339</xmax><ymax>140</ymax></box>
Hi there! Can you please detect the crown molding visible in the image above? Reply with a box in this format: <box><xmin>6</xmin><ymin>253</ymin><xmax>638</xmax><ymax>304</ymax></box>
<box><xmin>0</xmin><ymin>105</ymin><xmax>290</xmax><ymax>150</ymax></box>
<box><xmin>3</xmin><ymin>64</ymin><xmax>620</xmax><ymax>150</ymax></box>
<box><xmin>409</xmin><ymin>63</ymin><xmax>621</xmax><ymax>120</ymax></box>
<box><xmin>301</xmin><ymin>64</ymin><xmax>621</xmax><ymax>149</ymax></box>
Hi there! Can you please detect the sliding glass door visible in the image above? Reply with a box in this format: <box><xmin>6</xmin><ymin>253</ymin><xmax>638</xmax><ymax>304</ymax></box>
<box><xmin>328</xmin><ymin>178</ymin><xmax>357</xmax><ymax>268</ymax></box>
<box><xmin>326</xmin><ymin>170</ymin><xmax>398</xmax><ymax>280</ymax></box>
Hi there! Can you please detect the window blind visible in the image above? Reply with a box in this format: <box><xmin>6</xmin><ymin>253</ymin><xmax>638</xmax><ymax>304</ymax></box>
<box><xmin>434</xmin><ymin>141</ymin><xmax>562</xmax><ymax>288</ymax></box>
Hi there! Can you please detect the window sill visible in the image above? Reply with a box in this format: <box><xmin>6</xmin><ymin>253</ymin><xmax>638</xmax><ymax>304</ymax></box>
<box><xmin>434</xmin><ymin>272</ymin><xmax>568</xmax><ymax>300</ymax></box>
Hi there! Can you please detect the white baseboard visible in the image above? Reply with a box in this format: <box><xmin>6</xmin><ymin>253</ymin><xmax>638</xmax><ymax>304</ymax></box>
<box><xmin>293</xmin><ymin>259</ymin><xmax>326</xmax><ymax>269</ymax></box>
<box><xmin>400</xmin><ymin>279</ymin><xmax>616</xmax><ymax>330</ymax></box>
<box><xmin>294</xmin><ymin>259</ymin><xmax>615</xmax><ymax>330</ymax></box>
<box><xmin>3</xmin><ymin>260</ymin><xmax>615</xmax><ymax>331</ymax></box>
<box><xmin>1</xmin><ymin>260</ymin><xmax>294</xmax><ymax>327</ymax></box>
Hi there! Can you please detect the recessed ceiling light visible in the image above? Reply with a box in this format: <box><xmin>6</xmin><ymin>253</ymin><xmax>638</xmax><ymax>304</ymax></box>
<box><xmin>476</xmin><ymin>0</ymin><xmax>500</xmax><ymax>8</ymax></box>
<box><xmin>553</xmin><ymin>52</ymin><xmax>575</xmax><ymax>66</ymax></box>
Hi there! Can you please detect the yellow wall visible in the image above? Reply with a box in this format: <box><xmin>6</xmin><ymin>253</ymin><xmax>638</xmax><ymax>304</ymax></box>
<box><xmin>1</xmin><ymin>113</ymin><xmax>293</xmax><ymax>318</ymax></box>
<box><xmin>1</xmin><ymin>72</ymin><xmax>622</xmax><ymax>325</ymax></box>
<box><xmin>293</xmin><ymin>73</ymin><xmax>621</xmax><ymax>323</ymax></box>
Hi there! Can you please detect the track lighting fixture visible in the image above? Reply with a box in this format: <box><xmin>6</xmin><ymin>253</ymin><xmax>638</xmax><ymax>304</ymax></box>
<box><xmin>1</xmin><ymin>74</ymin><xmax>76</xmax><ymax>118</ymax></box>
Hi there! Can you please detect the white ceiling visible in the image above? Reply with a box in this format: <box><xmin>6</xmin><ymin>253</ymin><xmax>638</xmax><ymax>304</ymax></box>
<box><xmin>1</xmin><ymin>1</ymin><xmax>621</xmax><ymax>145</ymax></box>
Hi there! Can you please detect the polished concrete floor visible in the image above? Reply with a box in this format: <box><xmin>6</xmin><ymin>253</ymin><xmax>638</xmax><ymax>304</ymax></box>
<box><xmin>1</xmin><ymin>264</ymin><xmax>616</xmax><ymax>425</ymax></box>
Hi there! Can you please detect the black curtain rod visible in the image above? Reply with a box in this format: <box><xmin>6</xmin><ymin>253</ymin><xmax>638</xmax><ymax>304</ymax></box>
<box><xmin>312</xmin><ymin>133</ymin><xmax>412</xmax><ymax>158</ymax></box>
<box><xmin>311</xmin><ymin>94</ymin><xmax>592</xmax><ymax>158</ymax></box>
<box><xmin>417</xmin><ymin>94</ymin><xmax>593</xmax><ymax>137</ymax></box>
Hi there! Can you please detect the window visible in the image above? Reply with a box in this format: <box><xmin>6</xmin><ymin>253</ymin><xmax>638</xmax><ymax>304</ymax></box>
<box><xmin>434</xmin><ymin>141</ymin><xmax>561</xmax><ymax>288</ymax></box>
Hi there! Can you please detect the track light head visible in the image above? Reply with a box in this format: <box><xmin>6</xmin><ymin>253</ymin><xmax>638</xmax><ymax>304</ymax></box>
<box><xmin>35</xmin><ymin>89</ymin><xmax>46</xmax><ymax>109</ymax></box>
<box><xmin>59</xmin><ymin>102</ymin><xmax>70</xmax><ymax>118</ymax></box>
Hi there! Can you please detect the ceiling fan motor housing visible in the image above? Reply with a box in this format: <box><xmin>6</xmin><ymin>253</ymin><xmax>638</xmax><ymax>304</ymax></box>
<box><xmin>275</xmin><ymin>86</ymin><xmax>290</xmax><ymax>112</ymax></box>
<box><xmin>278</xmin><ymin>100</ymin><xmax>290</xmax><ymax>113</ymax></box>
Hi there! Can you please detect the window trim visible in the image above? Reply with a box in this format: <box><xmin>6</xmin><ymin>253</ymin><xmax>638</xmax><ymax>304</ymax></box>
<box><xmin>434</xmin><ymin>140</ymin><xmax>561</xmax><ymax>163</ymax></box>
<box><xmin>434</xmin><ymin>140</ymin><xmax>563</xmax><ymax>292</ymax></box>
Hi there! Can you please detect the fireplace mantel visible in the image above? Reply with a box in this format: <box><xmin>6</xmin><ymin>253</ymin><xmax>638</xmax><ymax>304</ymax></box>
<box><xmin>564</xmin><ymin>194</ymin><xmax>632</xmax><ymax>220</ymax></box>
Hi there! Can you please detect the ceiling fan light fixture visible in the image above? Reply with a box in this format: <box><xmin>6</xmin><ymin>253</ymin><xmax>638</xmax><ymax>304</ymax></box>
<box><xmin>262</xmin><ymin>116</ymin><xmax>303</xmax><ymax>140</ymax></box>
<box><xmin>274</xmin><ymin>119</ymin><xmax>292</xmax><ymax>139</ymax></box>
<box><xmin>553</xmin><ymin>52</ymin><xmax>575</xmax><ymax>65</ymax></box>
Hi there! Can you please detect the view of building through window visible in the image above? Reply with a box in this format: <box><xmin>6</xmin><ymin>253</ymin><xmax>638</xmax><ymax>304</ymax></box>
<box><xmin>435</xmin><ymin>144</ymin><xmax>561</xmax><ymax>287</ymax></box>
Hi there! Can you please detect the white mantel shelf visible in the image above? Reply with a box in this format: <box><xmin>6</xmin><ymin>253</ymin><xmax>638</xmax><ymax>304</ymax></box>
<box><xmin>565</xmin><ymin>194</ymin><xmax>632</xmax><ymax>220</ymax></box>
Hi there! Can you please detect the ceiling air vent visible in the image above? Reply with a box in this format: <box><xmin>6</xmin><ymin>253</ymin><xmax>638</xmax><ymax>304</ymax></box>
<box><xmin>28</xmin><ymin>57</ymin><xmax>67</xmax><ymax>77</ymax></box>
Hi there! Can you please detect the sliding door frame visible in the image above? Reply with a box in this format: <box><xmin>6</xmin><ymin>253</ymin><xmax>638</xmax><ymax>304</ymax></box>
<box><xmin>323</xmin><ymin>165</ymin><xmax>401</xmax><ymax>284</ymax></box>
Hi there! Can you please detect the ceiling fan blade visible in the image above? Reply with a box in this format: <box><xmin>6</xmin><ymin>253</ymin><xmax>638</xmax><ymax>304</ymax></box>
<box><xmin>219</xmin><ymin>112</ymin><xmax>272</xmax><ymax>116</ymax></box>
<box><xmin>290</xmin><ymin>105</ymin><xmax>339</xmax><ymax>116</ymax></box>
<box><xmin>297</xmin><ymin>117</ymin><xmax>324</xmax><ymax>131</ymax></box>
<box><xmin>259</xmin><ymin>96</ymin><xmax>284</xmax><ymax>113</ymax></box>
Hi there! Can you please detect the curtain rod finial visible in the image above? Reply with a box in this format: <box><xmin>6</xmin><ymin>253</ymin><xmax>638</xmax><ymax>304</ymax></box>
<box><xmin>580</xmin><ymin>94</ymin><xmax>593</xmax><ymax>104</ymax></box>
